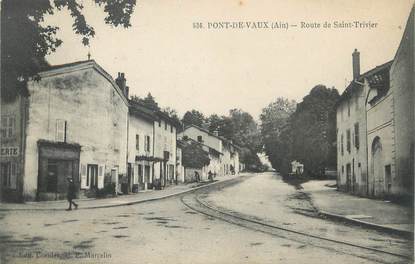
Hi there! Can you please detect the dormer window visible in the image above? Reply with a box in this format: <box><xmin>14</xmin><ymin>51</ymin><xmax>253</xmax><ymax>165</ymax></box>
<box><xmin>197</xmin><ymin>135</ymin><xmax>203</xmax><ymax>143</ymax></box>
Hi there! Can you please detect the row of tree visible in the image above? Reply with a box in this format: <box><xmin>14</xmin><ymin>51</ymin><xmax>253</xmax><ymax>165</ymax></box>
<box><xmin>260</xmin><ymin>85</ymin><xmax>340</xmax><ymax>177</ymax></box>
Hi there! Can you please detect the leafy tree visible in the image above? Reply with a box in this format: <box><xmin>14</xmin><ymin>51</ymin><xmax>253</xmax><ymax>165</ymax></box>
<box><xmin>260</xmin><ymin>98</ymin><xmax>296</xmax><ymax>174</ymax></box>
<box><xmin>181</xmin><ymin>141</ymin><xmax>210</xmax><ymax>168</ymax></box>
<box><xmin>1</xmin><ymin>0</ymin><xmax>136</xmax><ymax>100</ymax></box>
<box><xmin>162</xmin><ymin>106</ymin><xmax>181</xmax><ymax>125</ymax></box>
<box><xmin>290</xmin><ymin>85</ymin><xmax>339</xmax><ymax>177</ymax></box>
<box><xmin>130</xmin><ymin>93</ymin><xmax>160</xmax><ymax>111</ymax></box>
<box><xmin>182</xmin><ymin>110</ymin><xmax>205</xmax><ymax>127</ymax></box>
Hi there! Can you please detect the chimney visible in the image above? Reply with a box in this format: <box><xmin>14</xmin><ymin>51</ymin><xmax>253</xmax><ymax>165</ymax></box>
<box><xmin>352</xmin><ymin>49</ymin><xmax>360</xmax><ymax>80</ymax></box>
<box><xmin>115</xmin><ymin>72</ymin><xmax>128</xmax><ymax>98</ymax></box>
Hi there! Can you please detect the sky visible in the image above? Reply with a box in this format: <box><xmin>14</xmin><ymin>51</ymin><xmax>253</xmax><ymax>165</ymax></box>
<box><xmin>45</xmin><ymin>0</ymin><xmax>414</xmax><ymax>119</ymax></box>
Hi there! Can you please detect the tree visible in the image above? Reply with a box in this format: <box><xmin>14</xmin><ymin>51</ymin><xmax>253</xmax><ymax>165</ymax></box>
<box><xmin>290</xmin><ymin>85</ymin><xmax>340</xmax><ymax>177</ymax></box>
<box><xmin>181</xmin><ymin>141</ymin><xmax>210</xmax><ymax>169</ymax></box>
<box><xmin>182</xmin><ymin>110</ymin><xmax>205</xmax><ymax>127</ymax></box>
<box><xmin>130</xmin><ymin>93</ymin><xmax>160</xmax><ymax>111</ymax></box>
<box><xmin>260</xmin><ymin>98</ymin><xmax>296</xmax><ymax>174</ymax></box>
<box><xmin>1</xmin><ymin>0</ymin><xmax>137</xmax><ymax>100</ymax></box>
<box><xmin>162</xmin><ymin>106</ymin><xmax>181</xmax><ymax>125</ymax></box>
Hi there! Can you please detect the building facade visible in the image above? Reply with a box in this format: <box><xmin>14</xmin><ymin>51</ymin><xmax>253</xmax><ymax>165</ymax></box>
<box><xmin>127</xmin><ymin>100</ymin><xmax>157</xmax><ymax>192</ymax></box>
<box><xmin>1</xmin><ymin>60</ymin><xmax>129</xmax><ymax>201</ymax></box>
<box><xmin>153</xmin><ymin>112</ymin><xmax>179</xmax><ymax>187</ymax></box>
<box><xmin>337</xmin><ymin>7</ymin><xmax>414</xmax><ymax>199</ymax></box>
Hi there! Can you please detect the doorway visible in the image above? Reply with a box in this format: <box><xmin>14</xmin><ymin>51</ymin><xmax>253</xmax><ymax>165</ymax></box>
<box><xmin>87</xmin><ymin>164</ymin><xmax>98</xmax><ymax>189</ymax></box>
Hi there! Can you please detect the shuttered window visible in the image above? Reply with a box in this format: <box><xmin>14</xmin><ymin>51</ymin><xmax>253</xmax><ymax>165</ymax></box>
<box><xmin>1</xmin><ymin>116</ymin><xmax>16</xmax><ymax>138</ymax></box>
<box><xmin>1</xmin><ymin>162</ymin><xmax>17</xmax><ymax>189</ymax></box>
<box><xmin>354</xmin><ymin>123</ymin><xmax>360</xmax><ymax>149</ymax></box>
<box><xmin>56</xmin><ymin>119</ymin><xmax>67</xmax><ymax>142</ymax></box>
<box><xmin>136</xmin><ymin>134</ymin><xmax>140</xmax><ymax>150</ymax></box>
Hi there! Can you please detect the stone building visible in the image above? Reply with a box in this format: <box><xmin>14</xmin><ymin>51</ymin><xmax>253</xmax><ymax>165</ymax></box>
<box><xmin>127</xmin><ymin>98</ymin><xmax>158</xmax><ymax>192</ymax></box>
<box><xmin>337</xmin><ymin>7</ymin><xmax>414</xmax><ymax>199</ymax></box>
<box><xmin>178</xmin><ymin>124</ymin><xmax>242</xmax><ymax>177</ymax></box>
<box><xmin>1</xmin><ymin>60</ymin><xmax>129</xmax><ymax>201</ymax></box>
<box><xmin>152</xmin><ymin>111</ymin><xmax>180</xmax><ymax>187</ymax></box>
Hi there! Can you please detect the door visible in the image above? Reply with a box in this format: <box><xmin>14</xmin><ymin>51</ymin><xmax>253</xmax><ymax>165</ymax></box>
<box><xmin>346</xmin><ymin>164</ymin><xmax>351</xmax><ymax>192</ymax></box>
<box><xmin>87</xmin><ymin>164</ymin><xmax>98</xmax><ymax>189</ymax></box>
<box><xmin>47</xmin><ymin>161</ymin><xmax>58</xmax><ymax>193</ymax></box>
<box><xmin>371</xmin><ymin>137</ymin><xmax>384</xmax><ymax>196</ymax></box>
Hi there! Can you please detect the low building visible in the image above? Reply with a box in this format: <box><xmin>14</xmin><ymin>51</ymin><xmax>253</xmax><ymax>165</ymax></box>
<box><xmin>1</xmin><ymin>60</ymin><xmax>129</xmax><ymax>201</ymax></box>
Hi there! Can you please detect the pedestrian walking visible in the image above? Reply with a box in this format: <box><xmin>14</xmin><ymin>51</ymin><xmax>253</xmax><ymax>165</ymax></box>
<box><xmin>66</xmin><ymin>177</ymin><xmax>78</xmax><ymax>211</ymax></box>
<box><xmin>208</xmin><ymin>170</ymin><xmax>213</xmax><ymax>182</ymax></box>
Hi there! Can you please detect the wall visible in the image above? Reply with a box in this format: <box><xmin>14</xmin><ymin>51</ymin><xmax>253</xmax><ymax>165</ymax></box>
<box><xmin>180</xmin><ymin>126</ymin><xmax>222</xmax><ymax>153</ymax></box>
<box><xmin>390</xmin><ymin>9</ymin><xmax>414</xmax><ymax>197</ymax></box>
<box><xmin>336</xmin><ymin>84</ymin><xmax>369</xmax><ymax>196</ymax></box>
<box><xmin>153</xmin><ymin>119</ymin><xmax>177</xmax><ymax>183</ymax></box>
<box><xmin>0</xmin><ymin>95</ymin><xmax>24</xmax><ymax>201</ymax></box>
<box><xmin>127</xmin><ymin>113</ymin><xmax>154</xmax><ymax>188</ymax></box>
<box><xmin>24</xmin><ymin>67</ymin><xmax>128</xmax><ymax>200</ymax></box>
<box><xmin>366</xmin><ymin>90</ymin><xmax>395</xmax><ymax>197</ymax></box>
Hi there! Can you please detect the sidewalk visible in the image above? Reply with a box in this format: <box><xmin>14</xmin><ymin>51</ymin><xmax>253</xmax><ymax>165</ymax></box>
<box><xmin>302</xmin><ymin>180</ymin><xmax>414</xmax><ymax>236</ymax></box>
<box><xmin>0</xmin><ymin>174</ymin><xmax>243</xmax><ymax>211</ymax></box>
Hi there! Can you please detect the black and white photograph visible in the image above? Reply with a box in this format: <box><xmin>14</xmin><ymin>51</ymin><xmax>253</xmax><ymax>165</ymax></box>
<box><xmin>0</xmin><ymin>0</ymin><xmax>414</xmax><ymax>263</ymax></box>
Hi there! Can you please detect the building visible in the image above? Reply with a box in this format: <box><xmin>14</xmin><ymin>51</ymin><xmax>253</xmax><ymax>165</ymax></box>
<box><xmin>178</xmin><ymin>124</ymin><xmax>242</xmax><ymax>177</ymax></box>
<box><xmin>336</xmin><ymin>50</ymin><xmax>391</xmax><ymax>195</ymax></box>
<box><xmin>127</xmin><ymin>98</ymin><xmax>158</xmax><ymax>192</ymax></box>
<box><xmin>152</xmin><ymin>111</ymin><xmax>180</xmax><ymax>187</ymax></box>
<box><xmin>337</xmin><ymin>7</ymin><xmax>414</xmax><ymax>199</ymax></box>
<box><xmin>1</xmin><ymin>60</ymin><xmax>129</xmax><ymax>201</ymax></box>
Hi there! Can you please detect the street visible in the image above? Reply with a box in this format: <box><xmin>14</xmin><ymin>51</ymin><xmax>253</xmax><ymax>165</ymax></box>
<box><xmin>0</xmin><ymin>172</ymin><xmax>412</xmax><ymax>264</ymax></box>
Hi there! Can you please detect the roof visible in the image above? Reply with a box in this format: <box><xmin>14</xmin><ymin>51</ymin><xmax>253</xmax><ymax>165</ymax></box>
<box><xmin>183</xmin><ymin>124</ymin><xmax>227</xmax><ymax>142</ymax></box>
<box><xmin>129</xmin><ymin>100</ymin><xmax>158</xmax><ymax>122</ymax></box>
<box><xmin>156</xmin><ymin>110</ymin><xmax>182</xmax><ymax>128</ymax></box>
<box><xmin>34</xmin><ymin>60</ymin><xmax>129</xmax><ymax>106</ymax></box>
<box><xmin>337</xmin><ymin>60</ymin><xmax>393</xmax><ymax>105</ymax></box>
<box><xmin>180</xmin><ymin>137</ymin><xmax>223</xmax><ymax>156</ymax></box>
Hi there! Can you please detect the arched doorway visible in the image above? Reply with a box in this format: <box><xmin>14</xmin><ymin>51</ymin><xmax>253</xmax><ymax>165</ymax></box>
<box><xmin>371</xmin><ymin>137</ymin><xmax>384</xmax><ymax>196</ymax></box>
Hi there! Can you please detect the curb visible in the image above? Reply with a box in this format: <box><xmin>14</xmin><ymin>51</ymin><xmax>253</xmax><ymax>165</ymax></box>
<box><xmin>0</xmin><ymin>175</ymin><xmax>245</xmax><ymax>212</ymax></box>
<box><xmin>318</xmin><ymin>210</ymin><xmax>414</xmax><ymax>238</ymax></box>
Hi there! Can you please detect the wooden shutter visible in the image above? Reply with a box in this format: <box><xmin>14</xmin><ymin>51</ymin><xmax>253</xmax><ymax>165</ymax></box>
<box><xmin>80</xmin><ymin>164</ymin><xmax>87</xmax><ymax>189</ymax></box>
<box><xmin>56</xmin><ymin>120</ymin><xmax>65</xmax><ymax>142</ymax></box>
<box><xmin>10</xmin><ymin>163</ymin><xmax>17</xmax><ymax>189</ymax></box>
<box><xmin>98</xmin><ymin>165</ymin><xmax>104</xmax><ymax>189</ymax></box>
<box><xmin>134</xmin><ymin>164</ymin><xmax>139</xmax><ymax>184</ymax></box>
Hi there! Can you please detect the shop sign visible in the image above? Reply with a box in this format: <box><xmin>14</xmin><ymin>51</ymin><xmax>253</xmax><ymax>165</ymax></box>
<box><xmin>0</xmin><ymin>146</ymin><xmax>19</xmax><ymax>157</ymax></box>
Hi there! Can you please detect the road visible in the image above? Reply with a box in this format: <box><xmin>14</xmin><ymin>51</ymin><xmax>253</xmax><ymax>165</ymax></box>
<box><xmin>0</xmin><ymin>172</ymin><xmax>412</xmax><ymax>264</ymax></box>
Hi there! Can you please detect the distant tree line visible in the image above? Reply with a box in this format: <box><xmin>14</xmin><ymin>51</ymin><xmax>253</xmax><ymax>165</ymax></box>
<box><xmin>260</xmin><ymin>85</ymin><xmax>340</xmax><ymax>178</ymax></box>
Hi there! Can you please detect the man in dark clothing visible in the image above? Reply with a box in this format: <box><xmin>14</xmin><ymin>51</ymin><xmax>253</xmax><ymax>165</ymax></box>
<box><xmin>66</xmin><ymin>177</ymin><xmax>78</xmax><ymax>211</ymax></box>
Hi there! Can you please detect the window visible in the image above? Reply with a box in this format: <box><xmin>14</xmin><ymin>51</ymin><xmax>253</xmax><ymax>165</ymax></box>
<box><xmin>197</xmin><ymin>135</ymin><xmax>203</xmax><ymax>143</ymax></box>
<box><xmin>158</xmin><ymin>120</ymin><xmax>161</xmax><ymax>127</ymax></box>
<box><xmin>170</xmin><ymin>125</ymin><xmax>173</xmax><ymax>133</ymax></box>
<box><xmin>346</xmin><ymin>129</ymin><xmax>351</xmax><ymax>153</ymax></box>
<box><xmin>342</xmin><ymin>165</ymin><xmax>344</xmax><ymax>174</ymax></box>
<box><xmin>55</xmin><ymin>119</ymin><xmax>67</xmax><ymax>142</ymax></box>
<box><xmin>145</xmin><ymin>135</ymin><xmax>151</xmax><ymax>152</ymax></box>
<box><xmin>1</xmin><ymin>162</ymin><xmax>17</xmax><ymax>189</ymax></box>
<box><xmin>341</xmin><ymin>134</ymin><xmax>344</xmax><ymax>155</ymax></box>
<box><xmin>1</xmin><ymin>116</ymin><xmax>16</xmax><ymax>138</ymax></box>
<box><xmin>354</xmin><ymin>123</ymin><xmax>360</xmax><ymax>149</ymax></box>
<box><xmin>165</xmin><ymin>122</ymin><xmax>168</xmax><ymax>130</ymax></box>
<box><xmin>136</xmin><ymin>134</ymin><xmax>140</xmax><ymax>150</ymax></box>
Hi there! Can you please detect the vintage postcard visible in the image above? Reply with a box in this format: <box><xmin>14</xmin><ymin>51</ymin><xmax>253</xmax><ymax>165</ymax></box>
<box><xmin>0</xmin><ymin>0</ymin><xmax>414</xmax><ymax>263</ymax></box>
